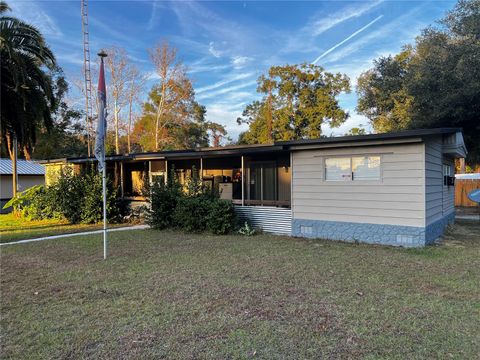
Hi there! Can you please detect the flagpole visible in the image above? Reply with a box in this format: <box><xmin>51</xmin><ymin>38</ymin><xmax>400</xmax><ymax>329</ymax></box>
<box><xmin>98</xmin><ymin>50</ymin><xmax>108</xmax><ymax>260</ymax></box>
<box><xmin>103</xmin><ymin>153</ymin><xmax>107</xmax><ymax>259</ymax></box>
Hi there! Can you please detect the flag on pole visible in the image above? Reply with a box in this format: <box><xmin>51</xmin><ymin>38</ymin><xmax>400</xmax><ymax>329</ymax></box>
<box><xmin>94</xmin><ymin>54</ymin><xmax>107</xmax><ymax>171</ymax></box>
<box><xmin>96</xmin><ymin>51</ymin><xmax>108</xmax><ymax>260</ymax></box>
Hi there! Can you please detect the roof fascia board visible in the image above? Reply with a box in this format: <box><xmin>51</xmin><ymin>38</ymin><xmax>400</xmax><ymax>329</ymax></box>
<box><xmin>288</xmin><ymin>137</ymin><xmax>423</xmax><ymax>151</ymax></box>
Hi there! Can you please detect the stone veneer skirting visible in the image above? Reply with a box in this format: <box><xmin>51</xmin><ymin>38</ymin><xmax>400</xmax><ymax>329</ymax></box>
<box><xmin>425</xmin><ymin>211</ymin><xmax>455</xmax><ymax>244</ymax></box>
<box><xmin>292</xmin><ymin>213</ymin><xmax>455</xmax><ymax>247</ymax></box>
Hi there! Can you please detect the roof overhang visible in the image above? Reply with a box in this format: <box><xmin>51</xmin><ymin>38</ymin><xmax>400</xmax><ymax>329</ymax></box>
<box><xmin>443</xmin><ymin>131</ymin><xmax>467</xmax><ymax>159</ymax></box>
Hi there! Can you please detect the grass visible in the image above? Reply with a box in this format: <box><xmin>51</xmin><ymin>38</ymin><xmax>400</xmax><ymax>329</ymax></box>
<box><xmin>0</xmin><ymin>213</ymin><xmax>124</xmax><ymax>243</ymax></box>
<box><xmin>1</xmin><ymin>220</ymin><xmax>479</xmax><ymax>359</ymax></box>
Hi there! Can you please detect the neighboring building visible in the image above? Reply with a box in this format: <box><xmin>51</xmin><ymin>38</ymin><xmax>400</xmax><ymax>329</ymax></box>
<box><xmin>0</xmin><ymin>159</ymin><xmax>45</xmax><ymax>213</ymax></box>
<box><xmin>40</xmin><ymin>128</ymin><xmax>467</xmax><ymax>247</ymax></box>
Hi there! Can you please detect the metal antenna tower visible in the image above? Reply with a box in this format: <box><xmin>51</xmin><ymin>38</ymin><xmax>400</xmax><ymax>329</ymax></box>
<box><xmin>81</xmin><ymin>0</ymin><xmax>93</xmax><ymax>156</ymax></box>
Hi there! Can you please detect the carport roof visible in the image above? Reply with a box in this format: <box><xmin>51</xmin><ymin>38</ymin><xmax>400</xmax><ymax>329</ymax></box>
<box><xmin>0</xmin><ymin>159</ymin><xmax>45</xmax><ymax>175</ymax></box>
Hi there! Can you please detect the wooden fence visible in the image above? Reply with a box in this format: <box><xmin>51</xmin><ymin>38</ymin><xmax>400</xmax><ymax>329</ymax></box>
<box><xmin>455</xmin><ymin>179</ymin><xmax>480</xmax><ymax>207</ymax></box>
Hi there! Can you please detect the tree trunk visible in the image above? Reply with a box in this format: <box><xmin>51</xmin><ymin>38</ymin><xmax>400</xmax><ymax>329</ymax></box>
<box><xmin>114</xmin><ymin>100</ymin><xmax>120</xmax><ymax>154</ymax></box>
<box><xmin>155</xmin><ymin>81</ymin><xmax>167</xmax><ymax>151</ymax></box>
<box><xmin>267</xmin><ymin>88</ymin><xmax>273</xmax><ymax>142</ymax></box>
<box><xmin>23</xmin><ymin>145</ymin><xmax>32</xmax><ymax>160</ymax></box>
<box><xmin>5</xmin><ymin>132</ymin><xmax>14</xmax><ymax>160</ymax></box>
<box><xmin>127</xmin><ymin>97</ymin><xmax>133</xmax><ymax>153</ymax></box>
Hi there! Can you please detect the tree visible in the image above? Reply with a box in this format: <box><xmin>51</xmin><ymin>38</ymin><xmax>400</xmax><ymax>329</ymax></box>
<box><xmin>237</xmin><ymin>63</ymin><xmax>351</xmax><ymax>144</ymax></box>
<box><xmin>32</xmin><ymin>77</ymin><xmax>87</xmax><ymax>159</ymax></box>
<box><xmin>1</xmin><ymin>1</ymin><xmax>58</xmax><ymax>159</ymax></box>
<box><xmin>148</xmin><ymin>40</ymin><xmax>194</xmax><ymax>150</ymax></box>
<box><xmin>207</xmin><ymin>122</ymin><xmax>228</xmax><ymax>147</ymax></box>
<box><xmin>125</xmin><ymin>63</ymin><xmax>146</xmax><ymax>153</ymax></box>
<box><xmin>356</xmin><ymin>48</ymin><xmax>414</xmax><ymax>132</ymax></box>
<box><xmin>345</xmin><ymin>127</ymin><xmax>367</xmax><ymax>136</ymax></box>
<box><xmin>357</xmin><ymin>0</ymin><xmax>480</xmax><ymax>164</ymax></box>
<box><xmin>237</xmin><ymin>101</ymin><xmax>272</xmax><ymax>144</ymax></box>
<box><xmin>104</xmin><ymin>46</ymin><xmax>129</xmax><ymax>154</ymax></box>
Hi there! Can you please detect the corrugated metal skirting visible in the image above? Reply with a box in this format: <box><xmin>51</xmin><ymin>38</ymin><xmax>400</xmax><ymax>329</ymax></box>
<box><xmin>234</xmin><ymin>206</ymin><xmax>292</xmax><ymax>235</ymax></box>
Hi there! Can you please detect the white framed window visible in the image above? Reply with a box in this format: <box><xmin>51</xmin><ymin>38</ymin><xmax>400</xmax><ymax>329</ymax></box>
<box><xmin>325</xmin><ymin>156</ymin><xmax>381</xmax><ymax>181</ymax></box>
<box><xmin>325</xmin><ymin>157</ymin><xmax>351</xmax><ymax>181</ymax></box>
<box><xmin>352</xmin><ymin>156</ymin><xmax>381</xmax><ymax>180</ymax></box>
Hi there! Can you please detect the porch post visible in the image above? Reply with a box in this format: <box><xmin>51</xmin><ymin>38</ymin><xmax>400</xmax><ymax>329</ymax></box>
<box><xmin>241</xmin><ymin>155</ymin><xmax>245</xmax><ymax>206</ymax></box>
<box><xmin>120</xmin><ymin>161</ymin><xmax>124</xmax><ymax>198</ymax></box>
<box><xmin>148</xmin><ymin>160</ymin><xmax>152</xmax><ymax>185</ymax></box>
<box><xmin>165</xmin><ymin>159</ymin><xmax>168</xmax><ymax>185</ymax></box>
<box><xmin>200</xmin><ymin>157</ymin><xmax>203</xmax><ymax>180</ymax></box>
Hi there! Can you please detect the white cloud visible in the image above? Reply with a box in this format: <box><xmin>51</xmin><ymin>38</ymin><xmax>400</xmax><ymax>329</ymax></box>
<box><xmin>56</xmin><ymin>53</ymin><xmax>84</xmax><ymax>66</ymax></box>
<box><xmin>282</xmin><ymin>0</ymin><xmax>383</xmax><ymax>55</ymax></box>
<box><xmin>196</xmin><ymin>72</ymin><xmax>255</xmax><ymax>94</ymax></box>
<box><xmin>231</xmin><ymin>56</ymin><xmax>253</xmax><ymax>69</ymax></box>
<box><xmin>313</xmin><ymin>15</ymin><xmax>384</xmax><ymax>64</ymax></box>
<box><xmin>197</xmin><ymin>80</ymin><xmax>257</xmax><ymax>101</ymax></box>
<box><xmin>321</xmin><ymin>111</ymin><xmax>372</xmax><ymax>136</ymax></box>
<box><xmin>147</xmin><ymin>1</ymin><xmax>163</xmax><ymax>31</ymax></box>
<box><xmin>208</xmin><ymin>41</ymin><xmax>223</xmax><ymax>58</ymax></box>
<box><xmin>10</xmin><ymin>1</ymin><xmax>63</xmax><ymax>38</ymax></box>
<box><xmin>205</xmin><ymin>104</ymin><xmax>249</xmax><ymax>140</ymax></box>
<box><xmin>310</xmin><ymin>0</ymin><xmax>384</xmax><ymax>36</ymax></box>
<box><xmin>319</xmin><ymin>5</ymin><xmax>426</xmax><ymax>65</ymax></box>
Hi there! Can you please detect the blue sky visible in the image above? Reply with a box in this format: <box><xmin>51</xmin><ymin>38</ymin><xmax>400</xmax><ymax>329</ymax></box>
<box><xmin>12</xmin><ymin>0</ymin><xmax>455</xmax><ymax>140</ymax></box>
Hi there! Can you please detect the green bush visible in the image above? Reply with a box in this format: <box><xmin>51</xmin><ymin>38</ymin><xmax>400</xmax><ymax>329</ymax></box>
<box><xmin>3</xmin><ymin>185</ymin><xmax>62</xmax><ymax>220</ymax></box>
<box><xmin>22</xmin><ymin>185</ymin><xmax>63</xmax><ymax>220</ymax></box>
<box><xmin>145</xmin><ymin>175</ymin><xmax>181</xmax><ymax>229</ymax></box>
<box><xmin>5</xmin><ymin>168</ymin><xmax>127</xmax><ymax>224</ymax></box>
<box><xmin>206</xmin><ymin>199</ymin><xmax>236</xmax><ymax>234</ymax></box>
<box><xmin>145</xmin><ymin>167</ymin><xmax>236</xmax><ymax>234</ymax></box>
<box><xmin>172</xmin><ymin>195</ymin><xmax>211</xmax><ymax>232</ymax></box>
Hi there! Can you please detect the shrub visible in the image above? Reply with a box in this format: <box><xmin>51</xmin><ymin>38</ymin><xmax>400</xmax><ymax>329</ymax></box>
<box><xmin>145</xmin><ymin>176</ymin><xmax>181</xmax><ymax>229</ymax></box>
<box><xmin>22</xmin><ymin>186</ymin><xmax>63</xmax><ymax>220</ymax></box>
<box><xmin>146</xmin><ymin>167</ymin><xmax>237</xmax><ymax>234</ymax></box>
<box><xmin>238</xmin><ymin>221</ymin><xmax>256</xmax><ymax>236</ymax></box>
<box><xmin>172</xmin><ymin>195</ymin><xmax>211</xmax><ymax>232</ymax></box>
<box><xmin>5</xmin><ymin>168</ymin><xmax>127</xmax><ymax>224</ymax></box>
<box><xmin>3</xmin><ymin>185</ymin><xmax>62</xmax><ymax>220</ymax></box>
<box><xmin>206</xmin><ymin>199</ymin><xmax>236</xmax><ymax>234</ymax></box>
<box><xmin>80</xmin><ymin>173</ymin><xmax>127</xmax><ymax>224</ymax></box>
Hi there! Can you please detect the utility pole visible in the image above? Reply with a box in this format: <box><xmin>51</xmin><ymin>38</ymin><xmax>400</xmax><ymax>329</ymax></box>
<box><xmin>81</xmin><ymin>0</ymin><xmax>93</xmax><ymax>156</ymax></box>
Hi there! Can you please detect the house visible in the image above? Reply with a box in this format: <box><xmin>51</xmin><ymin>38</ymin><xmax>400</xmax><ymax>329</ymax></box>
<box><xmin>0</xmin><ymin>159</ymin><xmax>45</xmax><ymax>213</ymax></box>
<box><xmin>41</xmin><ymin>128</ymin><xmax>467</xmax><ymax>247</ymax></box>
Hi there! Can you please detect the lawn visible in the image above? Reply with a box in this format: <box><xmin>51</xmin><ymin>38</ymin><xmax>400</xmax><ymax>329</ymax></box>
<box><xmin>1</xmin><ymin>221</ymin><xmax>479</xmax><ymax>359</ymax></box>
<box><xmin>0</xmin><ymin>213</ymin><xmax>124</xmax><ymax>243</ymax></box>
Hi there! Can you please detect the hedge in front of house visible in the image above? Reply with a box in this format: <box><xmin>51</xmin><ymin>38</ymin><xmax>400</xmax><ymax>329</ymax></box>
<box><xmin>146</xmin><ymin>169</ymin><xmax>236</xmax><ymax>234</ymax></box>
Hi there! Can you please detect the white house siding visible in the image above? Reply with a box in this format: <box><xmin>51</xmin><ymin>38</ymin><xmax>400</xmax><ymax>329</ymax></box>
<box><xmin>291</xmin><ymin>143</ymin><xmax>426</xmax><ymax>228</ymax></box>
<box><xmin>0</xmin><ymin>175</ymin><xmax>45</xmax><ymax>199</ymax></box>
<box><xmin>424</xmin><ymin>136</ymin><xmax>455</xmax><ymax>225</ymax></box>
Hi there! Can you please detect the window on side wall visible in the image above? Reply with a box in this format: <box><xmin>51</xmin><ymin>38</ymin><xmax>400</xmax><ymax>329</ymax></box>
<box><xmin>352</xmin><ymin>156</ymin><xmax>381</xmax><ymax>180</ymax></box>
<box><xmin>325</xmin><ymin>156</ymin><xmax>381</xmax><ymax>181</ymax></box>
<box><xmin>325</xmin><ymin>157</ymin><xmax>351</xmax><ymax>181</ymax></box>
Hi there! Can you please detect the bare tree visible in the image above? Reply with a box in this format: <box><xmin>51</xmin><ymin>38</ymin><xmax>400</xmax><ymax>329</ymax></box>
<box><xmin>125</xmin><ymin>65</ymin><xmax>146</xmax><ymax>153</ymax></box>
<box><xmin>105</xmin><ymin>47</ymin><xmax>129</xmax><ymax>154</ymax></box>
<box><xmin>149</xmin><ymin>40</ymin><xmax>193</xmax><ymax>151</ymax></box>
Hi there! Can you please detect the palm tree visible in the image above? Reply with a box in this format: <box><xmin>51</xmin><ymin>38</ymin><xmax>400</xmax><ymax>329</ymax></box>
<box><xmin>1</xmin><ymin>1</ymin><xmax>58</xmax><ymax>160</ymax></box>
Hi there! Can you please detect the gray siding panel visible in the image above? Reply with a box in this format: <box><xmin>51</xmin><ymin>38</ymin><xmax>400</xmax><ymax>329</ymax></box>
<box><xmin>425</xmin><ymin>136</ymin><xmax>455</xmax><ymax>225</ymax></box>
<box><xmin>292</xmin><ymin>143</ymin><xmax>426</xmax><ymax>227</ymax></box>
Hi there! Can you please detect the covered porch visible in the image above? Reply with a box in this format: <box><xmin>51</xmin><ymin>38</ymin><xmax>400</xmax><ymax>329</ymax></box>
<box><xmin>117</xmin><ymin>149</ymin><xmax>292</xmax><ymax>209</ymax></box>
